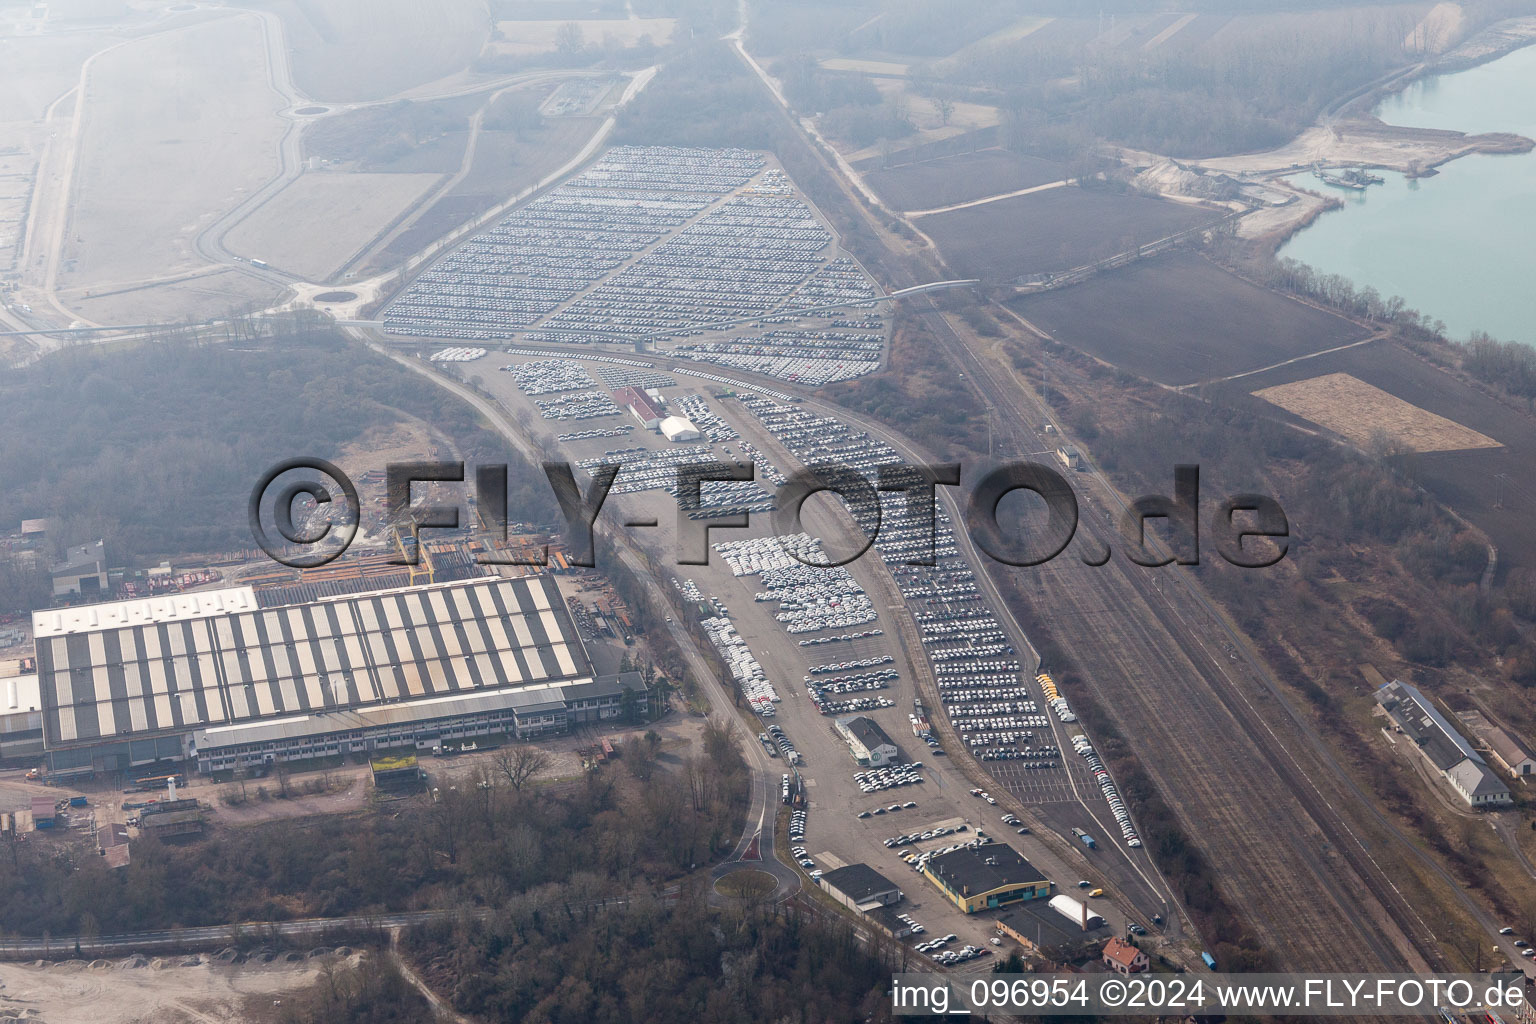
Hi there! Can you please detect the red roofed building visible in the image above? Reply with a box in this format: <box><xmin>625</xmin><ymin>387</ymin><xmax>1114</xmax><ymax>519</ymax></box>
<box><xmin>1102</xmin><ymin>936</ymin><xmax>1148</xmax><ymax>974</ymax></box>
<box><xmin>612</xmin><ymin>387</ymin><xmax>664</xmax><ymax>429</ymax></box>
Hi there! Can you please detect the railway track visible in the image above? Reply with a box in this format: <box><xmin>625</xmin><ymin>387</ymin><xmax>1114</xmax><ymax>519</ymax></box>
<box><xmin>911</xmin><ymin>301</ymin><xmax>1452</xmax><ymax>974</ymax></box>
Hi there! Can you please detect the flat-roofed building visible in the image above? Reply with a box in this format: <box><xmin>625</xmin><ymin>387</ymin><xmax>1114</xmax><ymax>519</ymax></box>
<box><xmin>51</xmin><ymin>539</ymin><xmax>107</xmax><ymax>597</ymax></box>
<box><xmin>821</xmin><ymin>863</ymin><xmax>903</xmax><ymax>911</ymax></box>
<box><xmin>29</xmin><ymin>575</ymin><xmax>633</xmax><ymax>777</ymax></box>
<box><xmin>995</xmin><ymin>901</ymin><xmax>1111</xmax><ymax>959</ymax></box>
<box><xmin>0</xmin><ymin>667</ymin><xmax>44</xmax><ymax>762</ymax></box>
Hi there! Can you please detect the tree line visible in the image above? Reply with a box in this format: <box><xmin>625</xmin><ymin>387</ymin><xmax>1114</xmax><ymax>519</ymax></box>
<box><xmin>0</xmin><ymin>327</ymin><xmax>557</xmax><ymax>611</ymax></box>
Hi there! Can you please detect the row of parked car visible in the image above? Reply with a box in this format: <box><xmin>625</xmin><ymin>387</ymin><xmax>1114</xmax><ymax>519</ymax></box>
<box><xmin>855</xmin><ymin>764</ymin><xmax>924</xmax><ymax>793</ymax></box>
<box><xmin>502</xmin><ymin>358</ymin><xmax>600</xmax><ymax>396</ymax></box>
<box><xmin>556</xmin><ymin>424</ymin><xmax>634</xmax><ymax>442</ymax></box>
<box><xmin>856</xmin><ymin>800</ymin><xmax>917</xmax><ymax>819</ymax></box>
<box><xmin>882</xmin><ymin>822</ymin><xmax>966</xmax><ymax>847</ymax></box>
<box><xmin>798</xmin><ymin>629</ymin><xmax>884</xmax><ymax>648</ymax></box>
<box><xmin>533</xmin><ymin>390</ymin><xmax>622</xmax><ymax>421</ymax></box>
<box><xmin>593</xmin><ymin>365</ymin><xmax>676</xmax><ymax>391</ymax></box>
<box><xmin>928</xmin><ymin>943</ymin><xmax>992</xmax><ymax>965</ymax></box>
<box><xmin>731</xmin><ymin>395</ymin><xmax>1069</xmax><ymax>779</ymax></box>
<box><xmin>807</xmin><ymin>655</ymin><xmax>892</xmax><ymax>675</ymax></box>
<box><xmin>816</xmin><ymin>695</ymin><xmax>895</xmax><ymax>716</ymax></box>
<box><xmin>701</xmin><ymin>615</ymin><xmax>780</xmax><ymax>716</ymax></box>
<box><xmin>670</xmin><ymin>393</ymin><xmax>738</xmax><ymax>443</ymax></box>
<box><xmin>1074</xmin><ymin>737</ymin><xmax>1141</xmax><ymax>848</ymax></box>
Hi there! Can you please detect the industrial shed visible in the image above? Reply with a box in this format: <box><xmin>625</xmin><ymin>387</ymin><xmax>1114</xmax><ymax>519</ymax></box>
<box><xmin>923</xmin><ymin>842</ymin><xmax>1050</xmax><ymax>914</ymax></box>
<box><xmin>1486</xmin><ymin>725</ymin><xmax>1536</xmax><ymax>777</ymax></box>
<box><xmin>820</xmin><ymin>863</ymin><xmax>903</xmax><ymax>911</ymax></box>
<box><xmin>996</xmin><ymin>902</ymin><xmax>1111</xmax><ymax>959</ymax></box>
<box><xmin>1377</xmin><ymin>680</ymin><xmax>1511</xmax><ymax>807</ymax></box>
<box><xmin>659</xmin><ymin>415</ymin><xmax>702</xmax><ymax>442</ymax></box>
<box><xmin>30</xmin><ymin>575</ymin><xmax>614</xmax><ymax>776</ymax></box>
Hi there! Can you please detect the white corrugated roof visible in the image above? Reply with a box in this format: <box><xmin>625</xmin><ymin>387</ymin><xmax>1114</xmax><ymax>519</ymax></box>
<box><xmin>659</xmin><ymin>415</ymin><xmax>700</xmax><ymax>440</ymax></box>
<box><xmin>4</xmin><ymin>674</ymin><xmax>41</xmax><ymax>713</ymax></box>
<box><xmin>189</xmin><ymin>675</ymin><xmax>616</xmax><ymax>749</ymax></box>
<box><xmin>32</xmin><ymin>587</ymin><xmax>258</xmax><ymax>638</ymax></box>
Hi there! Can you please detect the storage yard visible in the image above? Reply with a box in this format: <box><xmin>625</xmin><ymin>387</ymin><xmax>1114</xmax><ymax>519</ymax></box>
<box><xmin>453</xmin><ymin>338</ymin><xmax>1173</xmax><ymax>963</ymax></box>
<box><xmin>24</xmin><ymin>574</ymin><xmax>646</xmax><ymax>778</ymax></box>
<box><xmin>382</xmin><ymin>146</ymin><xmax>891</xmax><ymax>386</ymax></box>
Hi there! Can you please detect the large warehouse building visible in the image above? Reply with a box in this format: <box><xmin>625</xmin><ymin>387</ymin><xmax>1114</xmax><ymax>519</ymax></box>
<box><xmin>923</xmin><ymin>842</ymin><xmax>1050</xmax><ymax>914</ymax></box>
<box><xmin>1377</xmin><ymin>679</ymin><xmax>1511</xmax><ymax>808</ymax></box>
<box><xmin>23</xmin><ymin>575</ymin><xmax>646</xmax><ymax>777</ymax></box>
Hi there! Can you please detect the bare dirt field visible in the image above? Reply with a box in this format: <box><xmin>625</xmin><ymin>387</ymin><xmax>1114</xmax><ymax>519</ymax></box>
<box><xmin>1254</xmin><ymin>372</ymin><xmax>1501</xmax><ymax>453</ymax></box>
<box><xmin>864</xmin><ymin>149</ymin><xmax>1069</xmax><ymax>211</ymax></box>
<box><xmin>1213</xmin><ymin>340</ymin><xmax>1536</xmax><ymax>576</ymax></box>
<box><xmin>357</xmin><ymin>117</ymin><xmax>601</xmax><ymax>276</ymax></box>
<box><xmin>65</xmin><ymin>267</ymin><xmax>284</xmax><ymax>325</ymax></box>
<box><xmin>224</xmin><ymin>171</ymin><xmax>442</xmax><ymax>281</ymax></box>
<box><xmin>744</xmin><ymin>1</ymin><xmax>880</xmax><ymax>57</ymax></box>
<box><xmin>0</xmin><ymin>31</ymin><xmax>116</xmax><ymax>123</ymax></box>
<box><xmin>60</xmin><ymin>13</ymin><xmax>285</xmax><ymax>293</ymax></box>
<box><xmin>1009</xmin><ymin>252</ymin><xmax>1370</xmax><ymax>386</ymax></box>
<box><xmin>817</xmin><ymin>57</ymin><xmax>909</xmax><ymax>76</ymax></box>
<box><xmin>0</xmin><ymin>953</ymin><xmax>350</xmax><ymax>1024</ymax></box>
<box><xmin>923</xmin><ymin>187</ymin><xmax>1222</xmax><ymax>282</ymax></box>
<box><xmin>363</xmin><ymin>194</ymin><xmax>495</xmax><ymax>275</ymax></box>
<box><xmin>487</xmin><ymin>17</ymin><xmax>676</xmax><ymax>56</ymax></box>
<box><xmin>247</xmin><ymin>0</ymin><xmax>491</xmax><ymax>103</ymax></box>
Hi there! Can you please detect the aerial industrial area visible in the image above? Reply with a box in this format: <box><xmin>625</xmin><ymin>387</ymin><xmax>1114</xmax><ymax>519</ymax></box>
<box><xmin>5</xmin><ymin>0</ymin><xmax>1536</xmax><ymax>1020</ymax></box>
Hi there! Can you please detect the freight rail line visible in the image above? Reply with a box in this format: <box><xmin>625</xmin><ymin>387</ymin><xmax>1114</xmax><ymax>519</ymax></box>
<box><xmin>918</xmin><ymin>297</ymin><xmax>1457</xmax><ymax>979</ymax></box>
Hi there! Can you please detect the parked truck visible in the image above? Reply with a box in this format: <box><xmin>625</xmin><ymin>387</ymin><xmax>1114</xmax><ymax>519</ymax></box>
<box><xmin>1071</xmin><ymin>827</ymin><xmax>1097</xmax><ymax>850</ymax></box>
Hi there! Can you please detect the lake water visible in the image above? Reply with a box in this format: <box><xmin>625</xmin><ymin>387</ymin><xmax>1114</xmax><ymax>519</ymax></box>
<box><xmin>1277</xmin><ymin>43</ymin><xmax>1536</xmax><ymax>344</ymax></box>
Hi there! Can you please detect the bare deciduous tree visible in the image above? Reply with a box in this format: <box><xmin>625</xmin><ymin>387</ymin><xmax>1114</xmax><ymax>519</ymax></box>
<box><xmin>494</xmin><ymin>746</ymin><xmax>552</xmax><ymax>792</ymax></box>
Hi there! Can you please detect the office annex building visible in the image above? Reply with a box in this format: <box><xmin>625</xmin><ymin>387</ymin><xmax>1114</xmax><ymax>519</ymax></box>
<box><xmin>27</xmin><ymin>575</ymin><xmax>647</xmax><ymax>777</ymax></box>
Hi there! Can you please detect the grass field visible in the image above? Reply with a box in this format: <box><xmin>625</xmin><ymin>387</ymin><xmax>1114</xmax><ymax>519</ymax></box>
<box><xmin>1010</xmin><ymin>252</ymin><xmax>1369</xmax><ymax>386</ymax></box>
<box><xmin>66</xmin><ymin>267</ymin><xmax>285</xmax><ymax>324</ymax></box>
<box><xmin>487</xmin><ymin>17</ymin><xmax>675</xmax><ymax>56</ymax></box>
<box><xmin>224</xmin><ymin>171</ymin><xmax>442</xmax><ymax>281</ymax></box>
<box><xmin>864</xmin><ymin>149</ymin><xmax>1069</xmax><ymax>211</ymax></box>
<box><xmin>253</xmin><ymin>0</ymin><xmax>491</xmax><ymax>102</ymax></box>
<box><xmin>0</xmin><ymin>30</ymin><xmax>116</xmax><ymax>123</ymax></box>
<box><xmin>356</xmin><ymin>115</ymin><xmax>600</xmax><ymax>276</ymax></box>
<box><xmin>1254</xmin><ymin>372</ymin><xmax>1501</xmax><ymax>453</ymax></box>
<box><xmin>302</xmin><ymin>95</ymin><xmax>483</xmax><ymax>173</ymax></box>
<box><xmin>61</xmin><ymin>13</ymin><xmax>284</xmax><ymax>293</ymax></box>
<box><xmin>923</xmin><ymin>188</ymin><xmax>1221</xmax><ymax>282</ymax></box>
